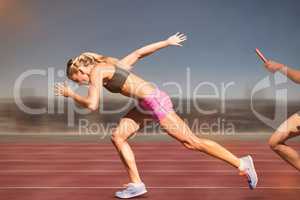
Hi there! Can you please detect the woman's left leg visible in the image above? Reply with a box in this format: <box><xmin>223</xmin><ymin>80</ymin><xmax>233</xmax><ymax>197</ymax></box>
<box><xmin>269</xmin><ymin>113</ymin><xmax>300</xmax><ymax>170</ymax></box>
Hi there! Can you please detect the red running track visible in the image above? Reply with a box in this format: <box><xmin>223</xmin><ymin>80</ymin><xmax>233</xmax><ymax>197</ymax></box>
<box><xmin>0</xmin><ymin>142</ymin><xmax>299</xmax><ymax>200</ymax></box>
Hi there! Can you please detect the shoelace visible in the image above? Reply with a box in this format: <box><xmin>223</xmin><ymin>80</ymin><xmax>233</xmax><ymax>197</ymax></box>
<box><xmin>121</xmin><ymin>185</ymin><xmax>136</xmax><ymax>193</ymax></box>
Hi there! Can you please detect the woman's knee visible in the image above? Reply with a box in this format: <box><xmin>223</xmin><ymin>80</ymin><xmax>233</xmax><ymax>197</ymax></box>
<box><xmin>182</xmin><ymin>136</ymin><xmax>208</xmax><ymax>151</ymax></box>
<box><xmin>268</xmin><ymin>132</ymin><xmax>283</xmax><ymax>151</ymax></box>
<box><xmin>184</xmin><ymin>136</ymin><xmax>216</xmax><ymax>152</ymax></box>
<box><xmin>118</xmin><ymin>118</ymin><xmax>140</xmax><ymax>134</ymax></box>
<box><xmin>182</xmin><ymin>140</ymin><xmax>197</xmax><ymax>150</ymax></box>
<box><xmin>111</xmin><ymin>118</ymin><xmax>140</xmax><ymax>146</ymax></box>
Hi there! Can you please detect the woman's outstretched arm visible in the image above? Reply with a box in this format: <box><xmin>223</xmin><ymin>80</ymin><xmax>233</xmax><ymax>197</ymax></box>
<box><xmin>264</xmin><ymin>60</ymin><xmax>300</xmax><ymax>84</ymax></box>
<box><xmin>55</xmin><ymin>68</ymin><xmax>103</xmax><ymax>111</ymax></box>
<box><xmin>119</xmin><ymin>32</ymin><xmax>187</xmax><ymax>70</ymax></box>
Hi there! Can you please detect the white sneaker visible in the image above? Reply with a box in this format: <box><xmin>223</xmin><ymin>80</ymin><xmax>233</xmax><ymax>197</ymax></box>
<box><xmin>240</xmin><ymin>155</ymin><xmax>258</xmax><ymax>189</ymax></box>
<box><xmin>115</xmin><ymin>182</ymin><xmax>147</xmax><ymax>199</ymax></box>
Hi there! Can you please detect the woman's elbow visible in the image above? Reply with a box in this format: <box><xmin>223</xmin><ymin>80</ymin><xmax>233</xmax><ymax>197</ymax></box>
<box><xmin>134</xmin><ymin>50</ymin><xmax>143</xmax><ymax>59</ymax></box>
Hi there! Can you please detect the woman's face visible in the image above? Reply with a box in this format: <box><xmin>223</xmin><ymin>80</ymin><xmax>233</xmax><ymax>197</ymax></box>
<box><xmin>71</xmin><ymin>70</ymin><xmax>90</xmax><ymax>85</ymax></box>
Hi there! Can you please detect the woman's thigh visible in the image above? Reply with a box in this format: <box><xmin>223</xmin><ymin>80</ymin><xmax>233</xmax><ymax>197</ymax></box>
<box><xmin>158</xmin><ymin>111</ymin><xmax>195</xmax><ymax>142</ymax></box>
<box><xmin>270</xmin><ymin>113</ymin><xmax>300</xmax><ymax>144</ymax></box>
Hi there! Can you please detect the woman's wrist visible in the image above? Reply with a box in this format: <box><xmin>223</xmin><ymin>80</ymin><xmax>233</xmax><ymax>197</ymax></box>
<box><xmin>164</xmin><ymin>39</ymin><xmax>172</xmax><ymax>46</ymax></box>
<box><xmin>278</xmin><ymin>64</ymin><xmax>287</xmax><ymax>72</ymax></box>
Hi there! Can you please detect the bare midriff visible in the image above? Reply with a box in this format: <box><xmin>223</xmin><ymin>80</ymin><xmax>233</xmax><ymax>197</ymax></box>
<box><xmin>120</xmin><ymin>73</ymin><xmax>156</xmax><ymax>99</ymax></box>
<box><xmin>99</xmin><ymin>65</ymin><xmax>156</xmax><ymax>100</ymax></box>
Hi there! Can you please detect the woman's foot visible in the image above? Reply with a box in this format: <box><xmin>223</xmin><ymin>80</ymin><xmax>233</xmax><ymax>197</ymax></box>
<box><xmin>239</xmin><ymin>155</ymin><xmax>258</xmax><ymax>189</ymax></box>
<box><xmin>115</xmin><ymin>182</ymin><xmax>147</xmax><ymax>199</ymax></box>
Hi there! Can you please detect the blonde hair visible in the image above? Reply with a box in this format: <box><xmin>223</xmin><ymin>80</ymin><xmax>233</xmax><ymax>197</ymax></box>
<box><xmin>66</xmin><ymin>52</ymin><xmax>119</xmax><ymax>78</ymax></box>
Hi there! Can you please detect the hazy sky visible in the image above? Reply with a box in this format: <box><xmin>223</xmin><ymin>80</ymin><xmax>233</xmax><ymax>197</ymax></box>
<box><xmin>1</xmin><ymin>0</ymin><xmax>300</xmax><ymax>99</ymax></box>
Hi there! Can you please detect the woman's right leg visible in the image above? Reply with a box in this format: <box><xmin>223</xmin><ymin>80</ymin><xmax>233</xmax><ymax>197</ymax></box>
<box><xmin>269</xmin><ymin>113</ymin><xmax>300</xmax><ymax>170</ymax></box>
<box><xmin>111</xmin><ymin>107</ymin><xmax>152</xmax><ymax>183</ymax></box>
<box><xmin>158</xmin><ymin>111</ymin><xmax>258</xmax><ymax>189</ymax></box>
<box><xmin>159</xmin><ymin>111</ymin><xmax>241</xmax><ymax>168</ymax></box>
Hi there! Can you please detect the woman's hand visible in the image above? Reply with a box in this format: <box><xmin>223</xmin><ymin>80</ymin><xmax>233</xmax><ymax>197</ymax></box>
<box><xmin>55</xmin><ymin>81</ymin><xmax>74</xmax><ymax>97</ymax></box>
<box><xmin>264</xmin><ymin>60</ymin><xmax>285</xmax><ymax>73</ymax></box>
<box><xmin>166</xmin><ymin>32</ymin><xmax>187</xmax><ymax>46</ymax></box>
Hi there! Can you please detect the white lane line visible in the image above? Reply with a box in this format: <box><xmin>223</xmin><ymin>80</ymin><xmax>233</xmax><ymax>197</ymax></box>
<box><xmin>0</xmin><ymin>152</ymin><xmax>277</xmax><ymax>156</ymax></box>
<box><xmin>0</xmin><ymin>186</ymin><xmax>300</xmax><ymax>190</ymax></box>
<box><xmin>1</xmin><ymin>147</ymin><xmax>299</xmax><ymax>150</ymax></box>
<box><xmin>0</xmin><ymin>159</ymin><xmax>285</xmax><ymax>163</ymax></box>
<box><xmin>0</xmin><ymin>147</ymin><xmax>288</xmax><ymax>149</ymax></box>
<box><xmin>0</xmin><ymin>170</ymin><xmax>297</xmax><ymax>173</ymax></box>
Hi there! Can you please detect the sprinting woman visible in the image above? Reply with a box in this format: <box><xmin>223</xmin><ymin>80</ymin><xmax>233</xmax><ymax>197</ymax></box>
<box><xmin>55</xmin><ymin>33</ymin><xmax>257</xmax><ymax>199</ymax></box>
<box><xmin>260</xmin><ymin>58</ymin><xmax>300</xmax><ymax>171</ymax></box>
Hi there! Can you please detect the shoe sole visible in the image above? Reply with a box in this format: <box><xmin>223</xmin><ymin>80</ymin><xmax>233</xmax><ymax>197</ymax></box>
<box><xmin>115</xmin><ymin>189</ymin><xmax>147</xmax><ymax>199</ymax></box>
